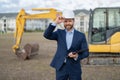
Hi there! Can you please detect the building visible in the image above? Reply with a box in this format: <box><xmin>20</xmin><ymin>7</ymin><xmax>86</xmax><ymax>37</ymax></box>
<box><xmin>74</xmin><ymin>9</ymin><xmax>90</xmax><ymax>32</ymax></box>
<box><xmin>25</xmin><ymin>19</ymin><xmax>49</xmax><ymax>31</ymax></box>
<box><xmin>0</xmin><ymin>13</ymin><xmax>49</xmax><ymax>33</ymax></box>
<box><xmin>0</xmin><ymin>9</ymin><xmax>90</xmax><ymax>33</ymax></box>
<box><xmin>0</xmin><ymin>13</ymin><xmax>18</xmax><ymax>33</ymax></box>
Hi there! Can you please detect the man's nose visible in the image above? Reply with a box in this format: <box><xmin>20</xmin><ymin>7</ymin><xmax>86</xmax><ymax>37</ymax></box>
<box><xmin>66</xmin><ymin>21</ymin><xmax>70</xmax><ymax>24</ymax></box>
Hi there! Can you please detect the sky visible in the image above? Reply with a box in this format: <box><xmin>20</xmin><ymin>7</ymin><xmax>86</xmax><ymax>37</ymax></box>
<box><xmin>0</xmin><ymin>0</ymin><xmax>120</xmax><ymax>13</ymax></box>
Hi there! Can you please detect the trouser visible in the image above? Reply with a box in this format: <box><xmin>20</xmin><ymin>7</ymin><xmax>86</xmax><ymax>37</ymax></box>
<box><xmin>56</xmin><ymin>61</ymin><xmax>82</xmax><ymax>80</ymax></box>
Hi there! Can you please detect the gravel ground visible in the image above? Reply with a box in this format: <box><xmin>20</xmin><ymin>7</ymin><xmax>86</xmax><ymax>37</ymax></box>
<box><xmin>0</xmin><ymin>32</ymin><xmax>120</xmax><ymax>80</ymax></box>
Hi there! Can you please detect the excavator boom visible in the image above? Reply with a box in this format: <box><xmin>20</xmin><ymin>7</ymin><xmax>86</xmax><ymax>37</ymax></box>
<box><xmin>12</xmin><ymin>8</ymin><xmax>62</xmax><ymax>54</ymax></box>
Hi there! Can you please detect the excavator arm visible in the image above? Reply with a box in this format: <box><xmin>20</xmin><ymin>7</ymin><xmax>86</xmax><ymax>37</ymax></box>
<box><xmin>12</xmin><ymin>8</ymin><xmax>62</xmax><ymax>54</ymax></box>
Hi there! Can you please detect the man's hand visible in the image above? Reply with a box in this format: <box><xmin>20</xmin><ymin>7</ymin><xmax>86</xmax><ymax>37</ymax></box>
<box><xmin>68</xmin><ymin>52</ymin><xmax>78</xmax><ymax>58</ymax></box>
<box><xmin>54</xmin><ymin>16</ymin><xmax>64</xmax><ymax>24</ymax></box>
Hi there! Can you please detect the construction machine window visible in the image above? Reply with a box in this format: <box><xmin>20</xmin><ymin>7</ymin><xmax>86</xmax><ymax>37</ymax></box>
<box><xmin>108</xmin><ymin>9</ymin><xmax>120</xmax><ymax>29</ymax></box>
<box><xmin>92</xmin><ymin>9</ymin><xmax>106</xmax><ymax>42</ymax></box>
<box><xmin>91</xmin><ymin>8</ymin><xmax>120</xmax><ymax>43</ymax></box>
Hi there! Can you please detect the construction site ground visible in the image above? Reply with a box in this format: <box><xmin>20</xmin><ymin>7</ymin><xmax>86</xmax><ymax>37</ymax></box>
<box><xmin>0</xmin><ymin>32</ymin><xmax>120</xmax><ymax>80</ymax></box>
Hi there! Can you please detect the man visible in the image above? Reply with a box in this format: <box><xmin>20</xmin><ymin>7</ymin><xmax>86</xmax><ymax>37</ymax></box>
<box><xmin>44</xmin><ymin>10</ymin><xmax>89</xmax><ymax>80</ymax></box>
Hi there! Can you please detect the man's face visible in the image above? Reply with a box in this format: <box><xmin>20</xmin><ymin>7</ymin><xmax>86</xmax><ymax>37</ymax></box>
<box><xmin>64</xmin><ymin>18</ymin><xmax>74</xmax><ymax>31</ymax></box>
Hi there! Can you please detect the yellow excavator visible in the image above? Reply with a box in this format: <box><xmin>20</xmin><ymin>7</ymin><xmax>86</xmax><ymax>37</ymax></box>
<box><xmin>13</xmin><ymin>7</ymin><xmax>120</xmax><ymax>64</ymax></box>
<box><xmin>88</xmin><ymin>7</ymin><xmax>120</xmax><ymax>64</ymax></box>
<box><xmin>12</xmin><ymin>8</ymin><xmax>62</xmax><ymax>60</ymax></box>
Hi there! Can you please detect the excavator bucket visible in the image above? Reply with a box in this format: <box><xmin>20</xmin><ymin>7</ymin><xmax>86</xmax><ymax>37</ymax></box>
<box><xmin>16</xmin><ymin>43</ymin><xmax>39</xmax><ymax>60</ymax></box>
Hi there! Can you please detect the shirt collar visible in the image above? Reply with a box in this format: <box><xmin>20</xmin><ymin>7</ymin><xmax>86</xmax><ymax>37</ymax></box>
<box><xmin>65</xmin><ymin>28</ymin><xmax>74</xmax><ymax>33</ymax></box>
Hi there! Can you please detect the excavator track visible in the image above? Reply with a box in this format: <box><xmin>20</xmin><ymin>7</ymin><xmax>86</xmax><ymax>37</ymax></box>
<box><xmin>86</xmin><ymin>53</ymin><xmax>120</xmax><ymax>65</ymax></box>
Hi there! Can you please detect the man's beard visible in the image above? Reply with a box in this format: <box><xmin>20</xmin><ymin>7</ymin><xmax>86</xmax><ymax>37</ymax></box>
<box><xmin>65</xmin><ymin>25</ymin><xmax>73</xmax><ymax>30</ymax></box>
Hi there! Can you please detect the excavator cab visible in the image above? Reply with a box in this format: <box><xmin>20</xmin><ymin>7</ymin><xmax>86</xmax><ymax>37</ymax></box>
<box><xmin>89</xmin><ymin>7</ymin><xmax>120</xmax><ymax>52</ymax></box>
<box><xmin>88</xmin><ymin>7</ymin><xmax>120</xmax><ymax>64</ymax></box>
